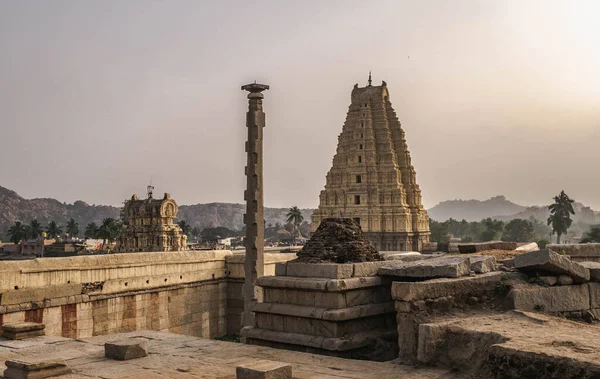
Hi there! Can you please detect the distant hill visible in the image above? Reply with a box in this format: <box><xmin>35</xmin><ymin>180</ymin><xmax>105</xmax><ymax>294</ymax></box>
<box><xmin>427</xmin><ymin>196</ymin><xmax>527</xmax><ymax>222</ymax></box>
<box><xmin>492</xmin><ymin>202</ymin><xmax>599</xmax><ymax>225</ymax></box>
<box><xmin>0</xmin><ymin>185</ymin><xmax>314</xmax><ymax>238</ymax></box>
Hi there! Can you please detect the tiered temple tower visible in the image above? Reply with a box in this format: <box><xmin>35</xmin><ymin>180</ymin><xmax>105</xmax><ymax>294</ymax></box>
<box><xmin>116</xmin><ymin>189</ymin><xmax>187</xmax><ymax>252</ymax></box>
<box><xmin>311</xmin><ymin>77</ymin><xmax>430</xmax><ymax>251</ymax></box>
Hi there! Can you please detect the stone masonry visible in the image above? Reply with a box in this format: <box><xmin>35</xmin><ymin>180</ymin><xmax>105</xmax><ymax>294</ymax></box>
<box><xmin>311</xmin><ymin>77</ymin><xmax>430</xmax><ymax>251</ymax></box>
<box><xmin>241</xmin><ymin>82</ymin><xmax>270</xmax><ymax>329</ymax></box>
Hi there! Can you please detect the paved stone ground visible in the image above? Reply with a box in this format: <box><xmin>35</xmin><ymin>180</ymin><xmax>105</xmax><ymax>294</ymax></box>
<box><xmin>0</xmin><ymin>331</ymin><xmax>454</xmax><ymax>378</ymax></box>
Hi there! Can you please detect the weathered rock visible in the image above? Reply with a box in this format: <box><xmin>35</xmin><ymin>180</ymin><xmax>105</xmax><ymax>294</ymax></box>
<box><xmin>236</xmin><ymin>360</ymin><xmax>292</xmax><ymax>379</ymax></box>
<box><xmin>391</xmin><ymin>272</ymin><xmax>503</xmax><ymax>301</ymax></box>
<box><xmin>285</xmin><ymin>262</ymin><xmax>354</xmax><ymax>279</ymax></box>
<box><xmin>579</xmin><ymin>261</ymin><xmax>600</xmax><ymax>281</ymax></box>
<box><xmin>458</xmin><ymin>241</ymin><xmax>518</xmax><ymax>254</ymax></box>
<box><xmin>378</xmin><ymin>256</ymin><xmax>471</xmax><ymax>279</ymax></box>
<box><xmin>105</xmin><ymin>339</ymin><xmax>148</xmax><ymax>360</ymax></box>
<box><xmin>469</xmin><ymin>255</ymin><xmax>496</xmax><ymax>274</ymax></box>
<box><xmin>2</xmin><ymin>322</ymin><xmax>45</xmax><ymax>340</ymax></box>
<box><xmin>548</xmin><ymin>243</ymin><xmax>600</xmax><ymax>262</ymax></box>
<box><xmin>294</xmin><ymin>218</ymin><xmax>383</xmax><ymax>263</ymax></box>
<box><xmin>3</xmin><ymin>359</ymin><xmax>71</xmax><ymax>379</ymax></box>
<box><xmin>514</xmin><ymin>249</ymin><xmax>590</xmax><ymax>283</ymax></box>
<box><xmin>515</xmin><ymin>242</ymin><xmax>540</xmax><ymax>253</ymax></box>
<box><xmin>557</xmin><ymin>275</ymin><xmax>574</xmax><ymax>286</ymax></box>
<box><xmin>538</xmin><ymin>276</ymin><xmax>558</xmax><ymax>286</ymax></box>
<box><xmin>507</xmin><ymin>285</ymin><xmax>590</xmax><ymax>313</ymax></box>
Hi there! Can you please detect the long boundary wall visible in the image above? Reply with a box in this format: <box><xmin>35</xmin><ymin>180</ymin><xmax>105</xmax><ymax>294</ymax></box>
<box><xmin>0</xmin><ymin>251</ymin><xmax>295</xmax><ymax>339</ymax></box>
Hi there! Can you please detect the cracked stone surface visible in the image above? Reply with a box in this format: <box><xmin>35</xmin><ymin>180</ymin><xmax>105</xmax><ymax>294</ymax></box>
<box><xmin>0</xmin><ymin>331</ymin><xmax>454</xmax><ymax>378</ymax></box>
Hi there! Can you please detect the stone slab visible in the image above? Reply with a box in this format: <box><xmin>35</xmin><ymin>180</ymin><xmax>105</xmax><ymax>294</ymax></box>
<box><xmin>548</xmin><ymin>243</ymin><xmax>600</xmax><ymax>261</ymax></box>
<box><xmin>457</xmin><ymin>241</ymin><xmax>518</xmax><ymax>254</ymax></box>
<box><xmin>352</xmin><ymin>261</ymin><xmax>390</xmax><ymax>277</ymax></box>
<box><xmin>2</xmin><ymin>323</ymin><xmax>45</xmax><ymax>333</ymax></box>
<box><xmin>236</xmin><ymin>360</ymin><xmax>292</xmax><ymax>379</ymax></box>
<box><xmin>589</xmin><ymin>283</ymin><xmax>600</xmax><ymax>309</ymax></box>
<box><xmin>515</xmin><ymin>242</ymin><xmax>540</xmax><ymax>253</ymax></box>
<box><xmin>391</xmin><ymin>272</ymin><xmax>503</xmax><ymax>301</ymax></box>
<box><xmin>378</xmin><ymin>256</ymin><xmax>471</xmax><ymax>279</ymax></box>
<box><xmin>285</xmin><ymin>263</ymin><xmax>354</xmax><ymax>279</ymax></box>
<box><xmin>0</xmin><ymin>284</ymin><xmax>82</xmax><ymax>306</ymax></box>
<box><xmin>256</xmin><ymin>276</ymin><xmax>383</xmax><ymax>292</ymax></box>
<box><xmin>514</xmin><ymin>249</ymin><xmax>590</xmax><ymax>283</ymax></box>
<box><xmin>469</xmin><ymin>255</ymin><xmax>496</xmax><ymax>274</ymax></box>
<box><xmin>579</xmin><ymin>261</ymin><xmax>600</xmax><ymax>282</ymax></box>
<box><xmin>104</xmin><ymin>339</ymin><xmax>148</xmax><ymax>360</ymax></box>
<box><xmin>3</xmin><ymin>359</ymin><xmax>71</xmax><ymax>379</ymax></box>
<box><xmin>507</xmin><ymin>285</ymin><xmax>590</xmax><ymax>313</ymax></box>
<box><xmin>252</xmin><ymin>302</ymin><xmax>394</xmax><ymax>321</ymax></box>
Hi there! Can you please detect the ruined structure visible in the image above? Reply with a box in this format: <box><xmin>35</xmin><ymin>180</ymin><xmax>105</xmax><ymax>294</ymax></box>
<box><xmin>311</xmin><ymin>75</ymin><xmax>430</xmax><ymax>251</ymax></box>
<box><xmin>116</xmin><ymin>188</ymin><xmax>187</xmax><ymax>252</ymax></box>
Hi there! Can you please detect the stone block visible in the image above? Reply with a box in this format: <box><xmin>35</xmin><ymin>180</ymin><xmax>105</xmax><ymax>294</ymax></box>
<box><xmin>514</xmin><ymin>249</ymin><xmax>590</xmax><ymax>283</ymax></box>
<box><xmin>326</xmin><ymin>276</ymin><xmax>383</xmax><ymax>291</ymax></box>
<box><xmin>0</xmin><ymin>284</ymin><xmax>82</xmax><ymax>306</ymax></box>
<box><xmin>507</xmin><ymin>284</ymin><xmax>590</xmax><ymax>313</ymax></box>
<box><xmin>557</xmin><ymin>274</ymin><xmax>574</xmax><ymax>285</ymax></box>
<box><xmin>104</xmin><ymin>339</ymin><xmax>148</xmax><ymax>360</ymax></box>
<box><xmin>256</xmin><ymin>276</ymin><xmax>329</xmax><ymax>291</ymax></box>
<box><xmin>352</xmin><ymin>261</ymin><xmax>389</xmax><ymax>277</ymax></box>
<box><xmin>538</xmin><ymin>276</ymin><xmax>557</xmax><ymax>286</ymax></box>
<box><xmin>3</xmin><ymin>359</ymin><xmax>71</xmax><ymax>379</ymax></box>
<box><xmin>275</xmin><ymin>263</ymin><xmax>287</xmax><ymax>276</ymax></box>
<box><xmin>457</xmin><ymin>241</ymin><xmax>518</xmax><ymax>254</ymax></box>
<box><xmin>285</xmin><ymin>263</ymin><xmax>353</xmax><ymax>279</ymax></box>
<box><xmin>391</xmin><ymin>272</ymin><xmax>503</xmax><ymax>301</ymax></box>
<box><xmin>515</xmin><ymin>242</ymin><xmax>540</xmax><ymax>253</ymax></box>
<box><xmin>379</xmin><ymin>256</ymin><xmax>471</xmax><ymax>279</ymax></box>
<box><xmin>579</xmin><ymin>261</ymin><xmax>600</xmax><ymax>282</ymax></box>
<box><xmin>589</xmin><ymin>283</ymin><xmax>600</xmax><ymax>309</ymax></box>
<box><xmin>469</xmin><ymin>255</ymin><xmax>496</xmax><ymax>274</ymax></box>
<box><xmin>2</xmin><ymin>322</ymin><xmax>45</xmax><ymax>340</ymax></box>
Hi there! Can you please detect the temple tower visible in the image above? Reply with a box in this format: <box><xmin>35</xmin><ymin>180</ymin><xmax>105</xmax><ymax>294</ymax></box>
<box><xmin>311</xmin><ymin>78</ymin><xmax>430</xmax><ymax>251</ymax></box>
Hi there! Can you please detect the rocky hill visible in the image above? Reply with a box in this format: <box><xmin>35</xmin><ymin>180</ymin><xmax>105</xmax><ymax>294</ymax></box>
<box><xmin>427</xmin><ymin>196</ymin><xmax>527</xmax><ymax>222</ymax></box>
<box><xmin>0</xmin><ymin>185</ymin><xmax>314</xmax><ymax>238</ymax></box>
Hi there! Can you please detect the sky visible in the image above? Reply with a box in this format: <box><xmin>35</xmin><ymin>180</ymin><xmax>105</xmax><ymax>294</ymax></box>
<box><xmin>1</xmin><ymin>0</ymin><xmax>599</xmax><ymax>210</ymax></box>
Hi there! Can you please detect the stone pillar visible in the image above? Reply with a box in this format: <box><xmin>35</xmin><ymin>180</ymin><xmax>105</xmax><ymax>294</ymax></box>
<box><xmin>241</xmin><ymin>82</ymin><xmax>269</xmax><ymax>330</ymax></box>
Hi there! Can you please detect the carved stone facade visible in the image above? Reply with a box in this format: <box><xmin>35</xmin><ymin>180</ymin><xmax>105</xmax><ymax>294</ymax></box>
<box><xmin>116</xmin><ymin>192</ymin><xmax>187</xmax><ymax>252</ymax></box>
<box><xmin>311</xmin><ymin>79</ymin><xmax>430</xmax><ymax>251</ymax></box>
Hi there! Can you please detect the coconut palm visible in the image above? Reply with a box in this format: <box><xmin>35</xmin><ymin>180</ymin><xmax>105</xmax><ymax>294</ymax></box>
<box><xmin>547</xmin><ymin>190</ymin><xmax>575</xmax><ymax>244</ymax></box>
<box><xmin>28</xmin><ymin>219</ymin><xmax>44</xmax><ymax>239</ymax></box>
<box><xmin>46</xmin><ymin>221</ymin><xmax>63</xmax><ymax>239</ymax></box>
<box><xmin>84</xmin><ymin>222</ymin><xmax>99</xmax><ymax>239</ymax></box>
<box><xmin>286</xmin><ymin>206</ymin><xmax>304</xmax><ymax>245</ymax></box>
<box><xmin>66</xmin><ymin>218</ymin><xmax>79</xmax><ymax>238</ymax></box>
<box><xmin>7</xmin><ymin>221</ymin><xmax>27</xmax><ymax>243</ymax></box>
<box><xmin>97</xmin><ymin>218</ymin><xmax>122</xmax><ymax>250</ymax></box>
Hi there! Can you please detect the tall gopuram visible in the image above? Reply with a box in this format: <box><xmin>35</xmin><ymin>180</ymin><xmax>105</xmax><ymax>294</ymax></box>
<box><xmin>311</xmin><ymin>75</ymin><xmax>430</xmax><ymax>251</ymax></box>
<box><xmin>116</xmin><ymin>186</ymin><xmax>187</xmax><ymax>252</ymax></box>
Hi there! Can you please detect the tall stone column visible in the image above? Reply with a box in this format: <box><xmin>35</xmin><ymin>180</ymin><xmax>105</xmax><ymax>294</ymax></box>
<box><xmin>241</xmin><ymin>82</ymin><xmax>269</xmax><ymax>330</ymax></box>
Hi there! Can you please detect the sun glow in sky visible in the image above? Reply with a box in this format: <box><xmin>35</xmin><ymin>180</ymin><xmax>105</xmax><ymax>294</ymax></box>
<box><xmin>0</xmin><ymin>0</ymin><xmax>599</xmax><ymax>209</ymax></box>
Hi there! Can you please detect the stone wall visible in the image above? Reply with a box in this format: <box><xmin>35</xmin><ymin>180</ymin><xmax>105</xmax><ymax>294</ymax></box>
<box><xmin>548</xmin><ymin>243</ymin><xmax>600</xmax><ymax>262</ymax></box>
<box><xmin>0</xmin><ymin>251</ymin><xmax>295</xmax><ymax>339</ymax></box>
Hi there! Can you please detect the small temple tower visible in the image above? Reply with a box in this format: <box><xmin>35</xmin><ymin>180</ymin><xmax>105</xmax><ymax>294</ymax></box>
<box><xmin>116</xmin><ymin>187</ymin><xmax>188</xmax><ymax>252</ymax></box>
<box><xmin>311</xmin><ymin>76</ymin><xmax>430</xmax><ymax>251</ymax></box>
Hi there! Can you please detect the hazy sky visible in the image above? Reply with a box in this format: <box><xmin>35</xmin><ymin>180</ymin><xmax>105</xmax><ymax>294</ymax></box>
<box><xmin>1</xmin><ymin>1</ymin><xmax>599</xmax><ymax>209</ymax></box>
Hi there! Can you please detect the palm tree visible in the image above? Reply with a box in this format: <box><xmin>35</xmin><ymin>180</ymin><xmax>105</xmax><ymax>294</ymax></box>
<box><xmin>28</xmin><ymin>219</ymin><xmax>44</xmax><ymax>239</ymax></box>
<box><xmin>7</xmin><ymin>221</ymin><xmax>27</xmax><ymax>244</ymax></box>
<box><xmin>286</xmin><ymin>206</ymin><xmax>304</xmax><ymax>245</ymax></box>
<box><xmin>46</xmin><ymin>221</ymin><xmax>63</xmax><ymax>239</ymax></box>
<box><xmin>177</xmin><ymin>220</ymin><xmax>192</xmax><ymax>237</ymax></box>
<box><xmin>547</xmin><ymin>190</ymin><xmax>575</xmax><ymax>244</ymax></box>
<box><xmin>97</xmin><ymin>218</ymin><xmax>122</xmax><ymax>250</ymax></box>
<box><xmin>66</xmin><ymin>218</ymin><xmax>79</xmax><ymax>238</ymax></box>
<box><xmin>84</xmin><ymin>222</ymin><xmax>99</xmax><ymax>239</ymax></box>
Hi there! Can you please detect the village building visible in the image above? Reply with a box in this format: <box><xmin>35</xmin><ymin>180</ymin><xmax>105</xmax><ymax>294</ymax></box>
<box><xmin>311</xmin><ymin>76</ymin><xmax>431</xmax><ymax>251</ymax></box>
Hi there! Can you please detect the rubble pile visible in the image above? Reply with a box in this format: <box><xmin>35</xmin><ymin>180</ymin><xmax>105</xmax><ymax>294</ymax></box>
<box><xmin>294</xmin><ymin>218</ymin><xmax>383</xmax><ymax>263</ymax></box>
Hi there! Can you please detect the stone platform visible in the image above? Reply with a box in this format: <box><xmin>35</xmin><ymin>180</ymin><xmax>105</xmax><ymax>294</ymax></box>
<box><xmin>241</xmin><ymin>262</ymin><xmax>398</xmax><ymax>361</ymax></box>
<box><xmin>0</xmin><ymin>330</ymin><xmax>452</xmax><ymax>378</ymax></box>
